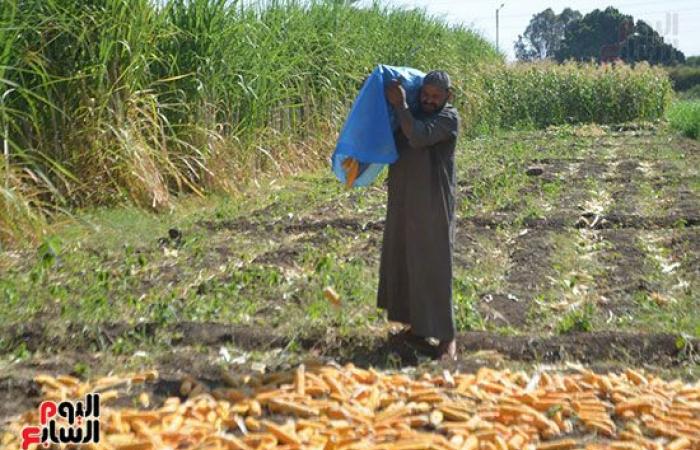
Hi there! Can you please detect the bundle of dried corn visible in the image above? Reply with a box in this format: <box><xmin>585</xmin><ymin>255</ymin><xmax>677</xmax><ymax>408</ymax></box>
<box><xmin>2</xmin><ymin>364</ymin><xmax>699</xmax><ymax>450</ymax></box>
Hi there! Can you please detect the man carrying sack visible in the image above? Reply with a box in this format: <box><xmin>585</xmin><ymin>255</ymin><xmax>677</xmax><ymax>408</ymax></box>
<box><xmin>377</xmin><ymin>70</ymin><xmax>460</xmax><ymax>361</ymax></box>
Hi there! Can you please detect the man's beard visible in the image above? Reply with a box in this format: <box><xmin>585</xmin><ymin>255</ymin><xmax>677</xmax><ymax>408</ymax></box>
<box><xmin>421</xmin><ymin>100</ymin><xmax>446</xmax><ymax>114</ymax></box>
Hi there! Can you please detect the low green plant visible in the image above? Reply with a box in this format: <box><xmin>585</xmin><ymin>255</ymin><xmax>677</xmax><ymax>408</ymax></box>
<box><xmin>557</xmin><ymin>302</ymin><xmax>596</xmax><ymax>334</ymax></box>
<box><xmin>666</xmin><ymin>100</ymin><xmax>700</xmax><ymax>139</ymax></box>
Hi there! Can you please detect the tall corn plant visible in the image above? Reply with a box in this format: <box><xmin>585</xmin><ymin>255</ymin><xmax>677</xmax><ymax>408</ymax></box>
<box><xmin>0</xmin><ymin>0</ymin><xmax>55</xmax><ymax>246</ymax></box>
<box><xmin>2</xmin><ymin>0</ymin><xmax>503</xmax><ymax>247</ymax></box>
<box><xmin>466</xmin><ymin>60</ymin><xmax>673</xmax><ymax>132</ymax></box>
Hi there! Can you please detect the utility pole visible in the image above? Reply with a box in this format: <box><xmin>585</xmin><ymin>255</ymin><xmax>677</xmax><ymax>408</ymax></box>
<box><xmin>496</xmin><ymin>3</ymin><xmax>505</xmax><ymax>53</ymax></box>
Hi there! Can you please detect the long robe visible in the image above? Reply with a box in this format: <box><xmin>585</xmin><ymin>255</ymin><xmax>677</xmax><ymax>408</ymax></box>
<box><xmin>377</xmin><ymin>102</ymin><xmax>460</xmax><ymax>341</ymax></box>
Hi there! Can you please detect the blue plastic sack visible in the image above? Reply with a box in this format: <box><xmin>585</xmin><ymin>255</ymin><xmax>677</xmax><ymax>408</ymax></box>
<box><xmin>332</xmin><ymin>64</ymin><xmax>425</xmax><ymax>187</ymax></box>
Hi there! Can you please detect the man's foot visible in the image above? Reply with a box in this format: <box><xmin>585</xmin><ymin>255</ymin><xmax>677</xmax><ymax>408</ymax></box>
<box><xmin>436</xmin><ymin>339</ymin><xmax>457</xmax><ymax>361</ymax></box>
<box><xmin>392</xmin><ymin>326</ymin><xmax>424</xmax><ymax>345</ymax></box>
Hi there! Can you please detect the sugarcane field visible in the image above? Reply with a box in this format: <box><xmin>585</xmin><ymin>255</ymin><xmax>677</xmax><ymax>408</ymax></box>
<box><xmin>1</xmin><ymin>1</ymin><xmax>699</xmax><ymax>449</ymax></box>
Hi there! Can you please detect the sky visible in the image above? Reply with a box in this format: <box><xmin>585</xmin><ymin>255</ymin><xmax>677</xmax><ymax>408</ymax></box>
<box><xmin>357</xmin><ymin>0</ymin><xmax>700</xmax><ymax>62</ymax></box>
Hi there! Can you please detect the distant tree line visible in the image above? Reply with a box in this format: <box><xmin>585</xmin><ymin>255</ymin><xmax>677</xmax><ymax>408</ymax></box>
<box><xmin>515</xmin><ymin>6</ymin><xmax>686</xmax><ymax>66</ymax></box>
<box><xmin>685</xmin><ymin>56</ymin><xmax>700</xmax><ymax>67</ymax></box>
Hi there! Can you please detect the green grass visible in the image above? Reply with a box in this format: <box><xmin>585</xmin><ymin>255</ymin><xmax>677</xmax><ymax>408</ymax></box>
<box><xmin>457</xmin><ymin>137</ymin><xmax>535</xmax><ymax>217</ymax></box>
<box><xmin>622</xmin><ymin>230</ymin><xmax>699</xmax><ymax>336</ymax></box>
<box><xmin>667</xmin><ymin>100</ymin><xmax>700</xmax><ymax>140</ymax></box>
<box><xmin>525</xmin><ymin>227</ymin><xmax>609</xmax><ymax>333</ymax></box>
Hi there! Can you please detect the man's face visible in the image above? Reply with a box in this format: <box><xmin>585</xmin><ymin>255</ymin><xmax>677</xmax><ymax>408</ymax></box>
<box><xmin>420</xmin><ymin>83</ymin><xmax>450</xmax><ymax>114</ymax></box>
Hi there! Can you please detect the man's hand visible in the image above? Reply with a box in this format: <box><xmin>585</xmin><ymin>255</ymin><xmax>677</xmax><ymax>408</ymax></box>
<box><xmin>385</xmin><ymin>79</ymin><xmax>407</xmax><ymax>109</ymax></box>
